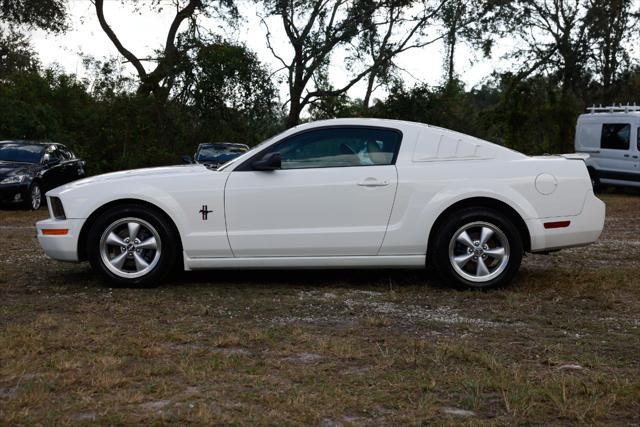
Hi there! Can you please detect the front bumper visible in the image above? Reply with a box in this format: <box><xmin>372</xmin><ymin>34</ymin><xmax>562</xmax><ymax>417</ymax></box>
<box><xmin>0</xmin><ymin>183</ymin><xmax>29</xmax><ymax>203</ymax></box>
<box><xmin>528</xmin><ymin>190</ymin><xmax>606</xmax><ymax>252</ymax></box>
<box><xmin>36</xmin><ymin>218</ymin><xmax>85</xmax><ymax>262</ymax></box>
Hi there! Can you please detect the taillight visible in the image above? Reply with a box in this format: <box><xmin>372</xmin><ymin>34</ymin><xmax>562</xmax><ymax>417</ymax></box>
<box><xmin>544</xmin><ymin>221</ymin><xmax>571</xmax><ymax>229</ymax></box>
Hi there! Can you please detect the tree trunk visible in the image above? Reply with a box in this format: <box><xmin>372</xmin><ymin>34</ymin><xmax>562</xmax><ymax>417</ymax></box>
<box><xmin>446</xmin><ymin>33</ymin><xmax>456</xmax><ymax>84</ymax></box>
<box><xmin>287</xmin><ymin>96</ymin><xmax>303</xmax><ymax>128</ymax></box>
<box><xmin>362</xmin><ymin>71</ymin><xmax>376</xmax><ymax>113</ymax></box>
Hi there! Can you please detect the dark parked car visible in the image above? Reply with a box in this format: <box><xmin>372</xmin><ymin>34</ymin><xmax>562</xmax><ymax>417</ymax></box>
<box><xmin>0</xmin><ymin>141</ymin><xmax>85</xmax><ymax>210</ymax></box>
<box><xmin>182</xmin><ymin>142</ymin><xmax>250</xmax><ymax>168</ymax></box>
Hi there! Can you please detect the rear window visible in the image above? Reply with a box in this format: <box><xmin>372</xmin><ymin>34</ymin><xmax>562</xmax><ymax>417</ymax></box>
<box><xmin>600</xmin><ymin>124</ymin><xmax>630</xmax><ymax>150</ymax></box>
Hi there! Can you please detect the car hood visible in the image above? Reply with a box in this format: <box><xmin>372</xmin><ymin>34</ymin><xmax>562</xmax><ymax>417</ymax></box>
<box><xmin>0</xmin><ymin>161</ymin><xmax>37</xmax><ymax>178</ymax></box>
<box><xmin>54</xmin><ymin>164</ymin><xmax>212</xmax><ymax>190</ymax></box>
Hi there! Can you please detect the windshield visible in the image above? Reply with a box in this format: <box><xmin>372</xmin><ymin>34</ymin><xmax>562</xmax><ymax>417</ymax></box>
<box><xmin>217</xmin><ymin>129</ymin><xmax>292</xmax><ymax>171</ymax></box>
<box><xmin>196</xmin><ymin>146</ymin><xmax>246</xmax><ymax>164</ymax></box>
<box><xmin>0</xmin><ymin>144</ymin><xmax>44</xmax><ymax>163</ymax></box>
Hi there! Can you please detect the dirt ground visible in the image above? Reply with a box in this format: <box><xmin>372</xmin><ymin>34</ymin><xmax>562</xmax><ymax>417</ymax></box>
<box><xmin>0</xmin><ymin>192</ymin><xmax>639</xmax><ymax>425</ymax></box>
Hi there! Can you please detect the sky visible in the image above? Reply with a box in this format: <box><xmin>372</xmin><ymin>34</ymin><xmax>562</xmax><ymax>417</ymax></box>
<box><xmin>29</xmin><ymin>0</ymin><xmax>515</xmax><ymax>103</ymax></box>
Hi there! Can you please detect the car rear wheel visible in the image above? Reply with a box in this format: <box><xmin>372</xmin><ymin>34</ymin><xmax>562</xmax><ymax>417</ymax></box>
<box><xmin>87</xmin><ymin>205</ymin><xmax>178</xmax><ymax>287</ymax></box>
<box><xmin>588</xmin><ymin>168</ymin><xmax>601</xmax><ymax>193</ymax></box>
<box><xmin>431</xmin><ymin>207</ymin><xmax>523</xmax><ymax>290</ymax></box>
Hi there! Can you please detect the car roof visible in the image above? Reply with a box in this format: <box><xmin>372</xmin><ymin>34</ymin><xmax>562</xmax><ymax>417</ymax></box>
<box><xmin>578</xmin><ymin>112</ymin><xmax>640</xmax><ymax>121</ymax></box>
<box><xmin>198</xmin><ymin>142</ymin><xmax>248</xmax><ymax>148</ymax></box>
<box><xmin>292</xmin><ymin>117</ymin><xmax>427</xmax><ymax>130</ymax></box>
<box><xmin>0</xmin><ymin>140</ymin><xmax>62</xmax><ymax>147</ymax></box>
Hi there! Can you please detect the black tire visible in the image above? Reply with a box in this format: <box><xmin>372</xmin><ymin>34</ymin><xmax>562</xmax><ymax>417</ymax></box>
<box><xmin>430</xmin><ymin>207</ymin><xmax>523</xmax><ymax>290</ymax></box>
<box><xmin>588</xmin><ymin>169</ymin><xmax>601</xmax><ymax>193</ymax></box>
<box><xmin>25</xmin><ymin>181</ymin><xmax>42</xmax><ymax>210</ymax></box>
<box><xmin>86</xmin><ymin>204</ymin><xmax>178</xmax><ymax>287</ymax></box>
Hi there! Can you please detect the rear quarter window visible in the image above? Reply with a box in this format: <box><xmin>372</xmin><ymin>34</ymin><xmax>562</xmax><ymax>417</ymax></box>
<box><xmin>600</xmin><ymin>124</ymin><xmax>630</xmax><ymax>150</ymax></box>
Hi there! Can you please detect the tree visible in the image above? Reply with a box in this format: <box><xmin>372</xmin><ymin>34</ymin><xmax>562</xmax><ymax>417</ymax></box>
<box><xmin>496</xmin><ymin>0</ymin><xmax>594</xmax><ymax>151</ymax></box>
<box><xmin>508</xmin><ymin>0</ymin><xmax>591</xmax><ymax>95</ymax></box>
<box><xmin>440</xmin><ymin>0</ymin><xmax>512</xmax><ymax>85</ymax></box>
<box><xmin>0</xmin><ymin>30</ymin><xmax>38</xmax><ymax>75</ymax></box>
<box><xmin>0</xmin><ymin>0</ymin><xmax>67</xmax><ymax>32</ymax></box>
<box><xmin>0</xmin><ymin>0</ymin><xmax>68</xmax><ymax>75</ymax></box>
<box><xmin>174</xmin><ymin>38</ymin><xmax>281</xmax><ymax>143</ymax></box>
<box><xmin>585</xmin><ymin>0</ymin><xmax>636</xmax><ymax>92</ymax></box>
<box><xmin>261</xmin><ymin>0</ymin><xmax>444</xmax><ymax>127</ymax></box>
<box><xmin>354</xmin><ymin>0</ymin><xmax>445</xmax><ymax>111</ymax></box>
<box><xmin>93</xmin><ymin>0</ymin><xmax>236</xmax><ymax>101</ymax></box>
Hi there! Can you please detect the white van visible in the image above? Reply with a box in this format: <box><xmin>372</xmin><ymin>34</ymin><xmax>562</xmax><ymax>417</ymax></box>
<box><xmin>575</xmin><ymin>105</ymin><xmax>640</xmax><ymax>189</ymax></box>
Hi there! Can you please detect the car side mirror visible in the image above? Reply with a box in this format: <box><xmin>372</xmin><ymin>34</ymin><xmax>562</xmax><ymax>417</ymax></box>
<box><xmin>181</xmin><ymin>155</ymin><xmax>193</xmax><ymax>164</ymax></box>
<box><xmin>252</xmin><ymin>152</ymin><xmax>281</xmax><ymax>171</ymax></box>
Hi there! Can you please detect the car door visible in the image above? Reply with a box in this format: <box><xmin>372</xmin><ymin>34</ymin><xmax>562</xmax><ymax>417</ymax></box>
<box><xmin>597</xmin><ymin>123</ymin><xmax>636</xmax><ymax>180</ymax></box>
<box><xmin>224</xmin><ymin>126</ymin><xmax>402</xmax><ymax>257</ymax></box>
<box><xmin>634</xmin><ymin>126</ymin><xmax>640</xmax><ymax>174</ymax></box>
<box><xmin>41</xmin><ymin>146</ymin><xmax>65</xmax><ymax>191</ymax></box>
<box><xmin>58</xmin><ymin>145</ymin><xmax>84</xmax><ymax>183</ymax></box>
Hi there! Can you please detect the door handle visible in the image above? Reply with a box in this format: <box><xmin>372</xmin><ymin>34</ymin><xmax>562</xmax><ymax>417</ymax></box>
<box><xmin>624</xmin><ymin>154</ymin><xmax>629</xmax><ymax>157</ymax></box>
<box><xmin>357</xmin><ymin>179</ymin><xmax>389</xmax><ymax>187</ymax></box>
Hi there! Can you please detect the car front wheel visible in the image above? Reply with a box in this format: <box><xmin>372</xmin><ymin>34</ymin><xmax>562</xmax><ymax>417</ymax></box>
<box><xmin>431</xmin><ymin>207</ymin><xmax>523</xmax><ymax>290</ymax></box>
<box><xmin>26</xmin><ymin>182</ymin><xmax>42</xmax><ymax>210</ymax></box>
<box><xmin>87</xmin><ymin>205</ymin><xmax>178</xmax><ymax>287</ymax></box>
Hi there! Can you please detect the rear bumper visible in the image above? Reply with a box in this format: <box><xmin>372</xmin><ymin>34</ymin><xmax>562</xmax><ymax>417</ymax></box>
<box><xmin>36</xmin><ymin>218</ymin><xmax>84</xmax><ymax>262</ymax></box>
<box><xmin>528</xmin><ymin>191</ymin><xmax>605</xmax><ymax>252</ymax></box>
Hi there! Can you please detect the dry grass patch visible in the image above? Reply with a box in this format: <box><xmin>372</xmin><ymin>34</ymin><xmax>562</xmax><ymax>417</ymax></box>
<box><xmin>1</xmin><ymin>193</ymin><xmax>639</xmax><ymax>424</ymax></box>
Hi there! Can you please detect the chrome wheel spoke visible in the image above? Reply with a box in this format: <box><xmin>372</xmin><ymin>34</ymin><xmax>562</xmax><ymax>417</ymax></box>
<box><xmin>127</xmin><ymin>222</ymin><xmax>141</xmax><ymax>241</ymax></box>
<box><xmin>484</xmin><ymin>247</ymin><xmax>506</xmax><ymax>259</ymax></box>
<box><xmin>456</xmin><ymin>231</ymin><xmax>475</xmax><ymax>249</ymax></box>
<box><xmin>479</xmin><ymin>227</ymin><xmax>494</xmax><ymax>246</ymax></box>
<box><xmin>105</xmin><ymin>232</ymin><xmax>125</xmax><ymax>247</ymax></box>
<box><xmin>31</xmin><ymin>186</ymin><xmax>41</xmax><ymax>208</ymax></box>
<box><xmin>109</xmin><ymin>252</ymin><xmax>128</xmax><ymax>270</ymax></box>
<box><xmin>476</xmin><ymin>257</ymin><xmax>490</xmax><ymax>276</ymax></box>
<box><xmin>454</xmin><ymin>253</ymin><xmax>474</xmax><ymax>268</ymax></box>
<box><xmin>133</xmin><ymin>253</ymin><xmax>149</xmax><ymax>271</ymax></box>
<box><xmin>137</xmin><ymin>237</ymin><xmax>157</xmax><ymax>250</ymax></box>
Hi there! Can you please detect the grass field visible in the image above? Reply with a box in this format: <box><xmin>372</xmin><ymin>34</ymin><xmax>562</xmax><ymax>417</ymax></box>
<box><xmin>1</xmin><ymin>192</ymin><xmax>639</xmax><ymax>425</ymax></box>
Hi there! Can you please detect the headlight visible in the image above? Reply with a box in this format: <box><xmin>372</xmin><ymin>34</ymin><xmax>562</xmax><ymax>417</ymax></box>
<box><xmin>0</xmin><ymin>175</ymin><xmax>25</xmax><ymax>184</ymax></box>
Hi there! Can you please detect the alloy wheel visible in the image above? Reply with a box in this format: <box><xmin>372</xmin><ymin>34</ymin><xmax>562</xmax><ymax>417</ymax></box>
<box><xmin>31</xmin><ymin>184</ymin><xmax>41</xmax><ymax>210</ymax></box>
<box><xmin>99</xmin><ymin>217</ymin><xmax>162</xmax><ymax>279</ymax></box>
<box><xmin>448</xmin><ymin>221</ymin><xmax>510</xmax><ymax>283</ymax></box>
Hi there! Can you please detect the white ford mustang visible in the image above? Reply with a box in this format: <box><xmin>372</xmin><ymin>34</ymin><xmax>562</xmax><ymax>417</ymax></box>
<box><xmin>36</xmin><ymin>119</ymin><xmax>605</xmax><ymax>289</ymax></box>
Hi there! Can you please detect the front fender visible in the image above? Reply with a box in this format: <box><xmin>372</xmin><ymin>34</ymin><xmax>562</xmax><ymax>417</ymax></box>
<box><xmin>48</xmin><ymin>169</ymin><xmax>232</xmax><ymax>258</ymax></box>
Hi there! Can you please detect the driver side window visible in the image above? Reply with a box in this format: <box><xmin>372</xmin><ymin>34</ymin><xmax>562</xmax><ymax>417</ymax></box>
<box><xmin>273</xmin><ymin>127</ymin><xmax>401</xmax><ymax>170</ymax></box>
<box><xmin>44</xmin><ymin>147</ymin><xmax>62</xmax><ymax>163</ymax></box>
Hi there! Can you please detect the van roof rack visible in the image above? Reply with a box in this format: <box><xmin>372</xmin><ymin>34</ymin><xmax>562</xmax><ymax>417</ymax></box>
<box><xmin>587</xmin><ymin>103</ymin><xmax>640</xmax><ymax>113</ymax></box>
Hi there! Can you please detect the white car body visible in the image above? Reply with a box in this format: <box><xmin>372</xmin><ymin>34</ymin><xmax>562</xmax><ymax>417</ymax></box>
<box><xmin>36</xmin><ymin>118</ymin><xmax>605</xmax><ymax>283</ymax></box>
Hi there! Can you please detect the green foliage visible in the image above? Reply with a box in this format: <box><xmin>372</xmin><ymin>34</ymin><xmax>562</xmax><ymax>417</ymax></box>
<box><xmin>0</xmin><ymin>0</ymin><xmax>67</xmax><ymax>32</ymax></box>
<box><xmin>0</xmin><ymin>0</ymin><xmax>639</xmax><ymax>173</ymax></box>
<box><xmin>0</xmin><ymin>39</ymin><xmax>283</xmax><ymax>175</ymax></box>
<box><xmin>0</xmin><ymin>30</ymin><xmax>38</xmax><ymax>75</ymax></box>
<box><xmin>177</xmin><ymin>40</ymin><xmax>282</xmax><ymax>145</ymax></box>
